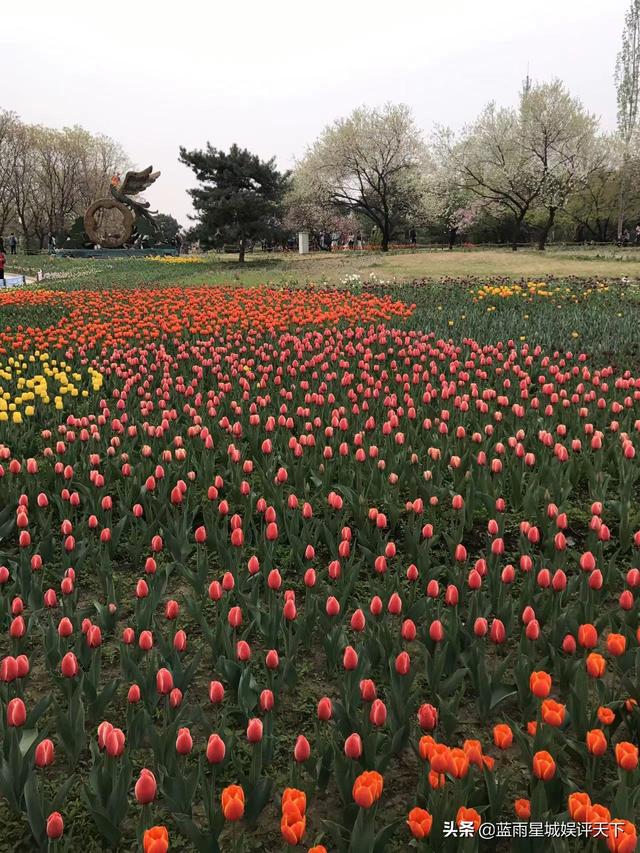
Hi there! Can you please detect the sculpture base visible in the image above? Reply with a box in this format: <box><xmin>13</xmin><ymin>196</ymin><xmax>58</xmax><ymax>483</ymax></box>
<box><xmin>54</xmin><ymin>246</ymin><xmax>179</xmax><ymax>259</ymax></box>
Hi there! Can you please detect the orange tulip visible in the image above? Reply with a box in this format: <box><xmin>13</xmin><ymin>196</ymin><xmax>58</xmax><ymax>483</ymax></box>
<box><xmin>532</xmin><ymin>750</ymin><xmax>556</xmax><ymax>781</ymax></box>
<box><xmin>586</xmin><ymin>652</ymin><xmax>606</xmax><ymax>678</ymax></box>
<box><xmin>221</xmin><ymin>785</ymin><xmax>245</xmax><ymax>821</ymax></box>
<box><xmin>568</xmin><ymin>792</ymin><xmax>591</xmax><ymax>822</ymax></box>
<box><xmin>456</xmin><ymin>807</ymin><xmax>481</xmax><ymax>832</ymax></box>
<box><xmin>282</xmin><ymin>788</ymin><xmax>306</xmax><ymax>814</ymax></box>
<box><xmin>352</xmin><ymin>771</ymin><xmax>383</xmax><ymax>808</ymax></box>
<box><xmin>143</xmin><ymin>826</ymin><xmax>169</xmax><ymax>853</ymax></box>
<box><xmin>482</xmin><ymin>754</ymin><xmax>495</xmax><ymax>771</ymax></box>
<box><xmin>615</xmin><ymin>742</ymin><xmax>639</xmax><ymax>771</ymax></box>
<box><xmin>606</xmin><ymin>633</ymin><xmax>627</xmax><ymax>656</ymax></box>
<box><xmin>407</xmin><ymin>807</ymin><xmax>433</xmax><ymax>839</ymax></box>
<box><xmin>526</xmin><ymin>721</ymin><xmax>538</xmax><ymax>737</ymax></box>
<box><xmin>588</xmin><ymin>803</ymin><xmax>611</xmax><ymax>833</ymax></box>
<box><xmin>281</xmin><ymin>803</ymin><xmax>306</xmax><ymax>846</ymax></box>
<box><xmin>586</xmin><ymin>729</ymin><xmax>608</xmax><ymax>756</ymax></box>
<box><xmin>448</xmin><ymin>747</ymin><xmax>470</xmax><ymax>778</ymax></box>
<box><xmin>607</xmin><ymin>819</ymin><xmax>637</xmax><ymax>853</ymax></box>
<box><xmin>463</xmin><ymin>739</ymin><xmax>483</xmax><ymax>768</ymax></box>
<box><xmin>541</xmin><ymin>699</ymin><xmax>566</xmax><ymax>727</ymax></box>
<box><xmin>428</xmin><ymin>769</ymin><xmax>446</xmax><ymax>789</ymax></box>
<box><xmin>529</xmin><ymin>671</ymin><xmax>552</xmax><ymax>698</ymax></box>
<box><xmin>418</xmin><ymin>735</ymin><xmax>436</xmax><ymax>761</ymax></box>
<box><xmin>598</xmin><ymin>706</ymin><xmax>616</xmax><ymax>725</ymax></box>
<box><xmin>493</xmin><ymin>723</ymin><xmax>513</xmax><ymax>749</ymax></box>
<box><xmin>308</xmin><ymin>847</ymin><xmax>328</xmax><ymax>853</ymax></box>
<box><xmin>514</xmin><ymin>799</ymin><xmax>531</xmax><ymax>819</ymax></box>
<box><xmin>429</xmin><ymin>743</ymin><xmax>451</xmax><ymax>773</ymax></box>
<box><xmin>577</xmin><ymin>623</ymin><xmax>598</xmax><ymax>648</ymax></box>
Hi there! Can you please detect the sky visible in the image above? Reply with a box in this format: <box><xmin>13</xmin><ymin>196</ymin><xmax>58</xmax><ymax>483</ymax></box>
<box><xmin>2</xmin><ymin>0</ymin><xmax>630</xmax><ymax>225</ymax></box>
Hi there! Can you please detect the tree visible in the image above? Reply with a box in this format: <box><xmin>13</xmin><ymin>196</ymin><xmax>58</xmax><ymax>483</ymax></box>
<box><xmin>615</xmin><ymin>0</ymin><xmax>640</xmax><ymax>238</ymax></box>
<box><xmin>0</xmin><ymin>111</ymin><xmax>19</xmax><ymax>236</ymax></box>
<box><xmin>293</xmin><ymin>104</ymin><xmax>427</xmax><ymax>251</ymax></box>
<box><xmin>423</xmin><ymin>155</ymin><xmax>483</xmax><ymax>249</ymax></box>
<box><xmin>153</xmin><ymin>213</ymin><xmax>181</xmax><ymax>244</ymax></box>
<box><xmin>179</xmin><ymin>143</ymin><xmax>289</xmax><ymax>262</ymax></box>
<box><xmin>520</xmin><ymin>80</ymin><xmax>599</xmax><ymax>250</ymax></box>
<box><xmin>0</xmin><ymin>113</ymin><xmax>128</xmax><ymax>249</ymax></box>
<box><xmin>437</xmin><ymin>104</ymin><xmax>546</xmax><ymax>250</ymax></box>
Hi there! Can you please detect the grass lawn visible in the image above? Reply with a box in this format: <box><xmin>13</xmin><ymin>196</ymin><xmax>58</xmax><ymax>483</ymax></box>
<box><xmin>7</xmin><ymin>245</ymin><xmax>640</xmax><ymax>289</ymax></box>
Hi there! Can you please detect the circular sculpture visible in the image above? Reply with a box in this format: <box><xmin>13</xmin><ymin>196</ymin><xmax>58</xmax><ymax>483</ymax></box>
<box><xmin>84</xmin><ymin>198</ymin><xmax>135</xmax><ymax>248</ymax></box>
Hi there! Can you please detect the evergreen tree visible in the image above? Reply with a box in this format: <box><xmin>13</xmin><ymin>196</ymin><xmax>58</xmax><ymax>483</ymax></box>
<box><xmin>179</xmin><ymin>143</ymin><xmax>289</xmax><ymax>262</ymax></box>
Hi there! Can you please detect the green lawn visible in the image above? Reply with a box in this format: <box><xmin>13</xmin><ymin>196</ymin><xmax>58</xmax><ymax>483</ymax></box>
<box><xmin>8</xmin><ymin>246</ymin><xmax>640</xmax><ymax>289</ymax></box>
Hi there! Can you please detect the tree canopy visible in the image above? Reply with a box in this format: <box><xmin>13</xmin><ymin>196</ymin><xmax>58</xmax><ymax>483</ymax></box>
<box><xmin>293</xmin><ymin>104</ymin><xmax>427</xmax><ymax>251</ymax></box>
<box><xmin>179</xmin><ymin>143</ymin><xmax>289</xmax><ymax>262</ymax></box>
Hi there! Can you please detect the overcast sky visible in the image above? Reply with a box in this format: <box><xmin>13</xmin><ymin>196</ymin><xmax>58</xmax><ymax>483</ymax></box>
<box><xmin>3</xmin><ymin>0</ymin><xmax>629</xmax><ymax>224</ymax></box>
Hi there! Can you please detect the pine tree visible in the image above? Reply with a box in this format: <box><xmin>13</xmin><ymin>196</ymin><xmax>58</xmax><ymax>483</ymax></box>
<box><xmin>179</xmin><ymin>144</ymin><xmax>289</xmax><ymax>262</ymax></box>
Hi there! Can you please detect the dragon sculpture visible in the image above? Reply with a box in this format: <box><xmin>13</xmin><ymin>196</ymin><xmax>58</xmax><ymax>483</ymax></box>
<box><xmin>84</xmin><ymin>166</ymin><xmax>161</xmax><ymax>248</ymax></box>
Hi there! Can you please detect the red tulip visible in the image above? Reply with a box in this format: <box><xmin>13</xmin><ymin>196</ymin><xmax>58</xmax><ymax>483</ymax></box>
<box><xmin>344</xmin><ymin>733</ymin><xmax>363</xmax><ymax>759</ymax></box>
<box><xmin>134</xmin><ymin>768</ymin><xmax>157</xmax><ymax>804</ymax></box>
<box><xmin>46</xmin><ymin>812</ymin><xmax>64</xmax><ymax>840</ymax></box>
<box><xmin>176</xmin><ymin>727</ymin><xmax>193</xmax><ymax>755</ymax></box>
<box><xmin>317</xmin><ymin>697</ymin><xmax>333</xmax><ymax>720</ymax></box>
<box><xmin>35</xmin><ymin>738</ymin><xmax>55</xmax><ymax>767</ymax></box>
<box><xmin>247</xmin><ymin>718</ymin><xmax>264</xmax><ymax>742</ymax></box>
<box><xmin>7</xmin><ymin>697</ymin><xmax>26</xmax><ymax>727</ymax></box>
<box><xmin>294</xmin><ymin>735</ymin><xmax>311</xmax><ymax>762</ymax></box>
<box><xmin>61</xmin><ymin>652</ymin><xmax>79</xmax><ymax>678</ymax></box>
<box><xmin>156</xmin><ymin>668</ymin><xmax>173</xmax><ymax>694</ymax></box>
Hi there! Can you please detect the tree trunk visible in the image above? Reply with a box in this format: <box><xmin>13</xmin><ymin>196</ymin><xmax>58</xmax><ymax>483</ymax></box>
<box><xmin>238</xmin><ymin>236</ymin><xmax>245</xmax><ymax>264</ymax></box>
<box><xmin>537</xmin><ymin>206</ymin><xmax>557</xmax><ymax>251</ymax></box>
<box><xmin>617</xmin><ymin>150</ymin><xmax>629</xmax><ymax>240</ymax></box>
<box><xmin>511</xmin><ymin>213</ymin><xmax>525</xmax><ymax>251</ymax></box>
<box><xmin>448</xmin><ymin>227</ymin><xmax>458</xmax><ymax>251</ymax></box>
<box><xmin>380</xmin><ymin>219</ymin><xmax>390</xmax><ymax>252</ymax></box>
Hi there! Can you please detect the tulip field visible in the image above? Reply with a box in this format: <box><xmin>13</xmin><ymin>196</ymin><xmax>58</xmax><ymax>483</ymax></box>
<box><xmin>0</xmin><ymin>272</ymin><xmax>639</xmax><ymax>852</ymax></box>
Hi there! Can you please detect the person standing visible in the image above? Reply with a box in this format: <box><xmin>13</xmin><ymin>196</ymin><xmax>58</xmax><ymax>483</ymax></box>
<box><xmin>9</xmin><ymin>233</ymin><xmax>17</xmax><ymax>255</ymax></box>
<box><xmin>0</xmin><ymin>240</ymin><xmax>6</xmax><ymax>285</ymax></box>
<box><xmin>175</xmin><ymin>232</ymin><xmax>183</xmax><ymax>254</ymax></box>
<box><xmin>409</xmin><ymin>226</ymin><xmax>417</xmax><ymax>246</ymax></box>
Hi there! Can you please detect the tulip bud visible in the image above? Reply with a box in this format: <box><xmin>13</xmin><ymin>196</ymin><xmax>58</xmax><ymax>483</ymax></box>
<box><xmin>259</xmin><ymin>689</ymin><xmax>274</xmax><ymax>712</ymax></box>
<box><xmin>127</xmin><ymin>684</ymin><xmax>141</xmax><ymax>703</ymax></box>
<box><xmin>417</xmin><ymin>703</ymin><xmax>438</xmax><ymax>731</ymax></box>
<box><xmin>395</xmin><ymin>651</ymin><xmax>411</xmax><ymax>675</ymax></box>
<box><xmin>489</xmin><ymin>619</ymin><xmax>506</xmax><ymax>644</ymax></box>
<box><xmin>46</xmin><ymin>812</ymin><xmax>64</xmax><ymax>840</ymax></box>
<box><xmin>176</xmin><ymin>727</ymin><xmax>193</xmax><ymax>755</ymax></box>
<box><xmin>344</xmin><ymin>733</ymin><xmax>362</xmax><ymax>759</ymax></box>
<box><xmin>429</xmin><ymin>620</ymin><xmax>444</xmax><ymax>642</ymax></box>
<box><xmin>61</xmin><ymin>651</ymin><xmax>79</xmax><ymax>678</ymax></box>
<box><xmin>370</xmin><ymin>699</ymin><xmax>387</xmax><ymax>726</ymax></box>
<box><xmin>207</xmin><ymin>733</ymin><xmax>226</xmax><ymax>764</ymax></box>
<box><xmin>317</xmin><ymin>697</ymin><xmax>333</xmax><ymax>720</ymax></box>
<box><xmin>343</xmin><ymin>646</ymin><xmax>358</xmax><ymax>670</ymax></box>
<box><xmin>209</xmin><ymin>680</ymin><xmax>225</xmax><ymax>704</ymax></box>
<box><xmin>7</xmin><ymin>697</ymin><xmax>26</xmax><ymax>727</ymax></box>
<box><xmin>35</xmin><ymin>738</ymin><xmax>55</xmax><ymax>768</ymax></box>
<box><xmin>134</xmin><ymin>768</ymin><xmax>157</xmax><ymax>804</ymax></box>
<box><xmin>294</xmin><ymin>734</ymin><xmax>311</xmax><ymax>762</ymax></box>
<box><xmin>247</xmin><ymin>718</ymin><xmax>264</xmax><ymax>742</ymax></box>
